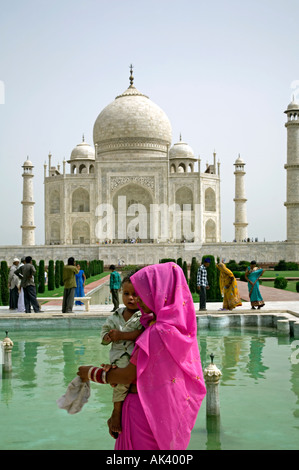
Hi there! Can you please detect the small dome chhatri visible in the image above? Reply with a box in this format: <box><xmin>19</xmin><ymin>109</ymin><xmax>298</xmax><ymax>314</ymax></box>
<box><xmin>169</xmin><ymin>135</ymin><xmax>196</xmax><ymax>160</ymax></box>
<box><xmin>23</xmin><ymin>156</ymin><xmax>33</xmax><ymax>167</ymax></box>
<box><xmin>286</xmin><ymin>95</ymin><xmax>299</xmax><ymax>111</ymax></box>
<box><xmin>70</xmin><ymin>134</ymin><xmax>95</xmax><ymax>161</ymax></box>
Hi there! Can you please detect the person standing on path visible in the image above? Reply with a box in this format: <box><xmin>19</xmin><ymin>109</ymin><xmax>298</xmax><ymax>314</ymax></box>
<box><xmin>109</xmin><ymin>265</ymin><xmax>122</xmax><ymax>312</ymax></box>
<box><xmin>196</xmin><ymin>258</ymin><xmax>210</xmax><ymax>311</ymax></box>
<box><xmin>62</xmin><ymin>257</ymin><xmax>79</xmax><ymax>313</ymax></box>
<box><xmin>245</xmin><ymin>261</ymin><xmax>265</xmax><ymax>309</ymax></box>
<box><xmin>8</xmin><ymin>258</ymin><xmax>20</xmax><ymax>310</ymax></box>
<box><xmin>15</xmin><ymin>256</ymin><xmax>42</xmax><ymax>313</ymax></box>
<box><xmin>75</xmin><ymin>264</ymin><xmax>86</xmax><ymax>305</ymax></box>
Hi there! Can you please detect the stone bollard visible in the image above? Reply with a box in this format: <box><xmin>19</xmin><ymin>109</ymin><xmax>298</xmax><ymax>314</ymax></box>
<box><xmin>2</xmin><ymin>331</ymin><xmax>14</xmax><ymax>372</ymax></box>
<box><xmin>204</xmin><ymin>354</ymin><xmax>222</xmax><ymax>416</ymax></box>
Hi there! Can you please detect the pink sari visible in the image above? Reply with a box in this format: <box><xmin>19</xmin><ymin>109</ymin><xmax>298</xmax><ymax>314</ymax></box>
<box><xmin>115</xmin><ymin>262</ymin><xmax>206</xmax><ymax>450</ymax></box>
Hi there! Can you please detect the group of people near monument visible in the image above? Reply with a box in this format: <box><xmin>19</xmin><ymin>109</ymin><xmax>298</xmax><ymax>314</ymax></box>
<box><xmin>8</xmin><ymin>256</ymin><xmax>43</xmax><ymax>313</ymax></box>
<box><xmin>8</xmin><ymin>256</ymin><xmax>88</xmax><ymax>314</ymax></box>
<box><xmin>196</xmin><ymin>258</ymin><xmax>265</xmax><ymax>311</ymax></box>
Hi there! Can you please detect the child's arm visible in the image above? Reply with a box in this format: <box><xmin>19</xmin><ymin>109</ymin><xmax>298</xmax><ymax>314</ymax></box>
<box><xmin>108</xmin><ymin>327</ymin><xmax>144</xmax><ymax>342</ymax></box>
<box><xmin>101</xmin><ymin>317</ymin><xmax>117</xmax><ymax>345</ymax></box>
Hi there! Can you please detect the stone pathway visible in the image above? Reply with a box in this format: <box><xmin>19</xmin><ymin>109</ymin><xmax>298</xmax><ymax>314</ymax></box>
<box><xmin>37</xmin><ymin>274</ymin><xmax>110</xmax><ymax>306</ymax></box>
<box><xmin>1</xmin><ymin>276</ymin><xmax>299</xmax><ymax>318</ymax></box>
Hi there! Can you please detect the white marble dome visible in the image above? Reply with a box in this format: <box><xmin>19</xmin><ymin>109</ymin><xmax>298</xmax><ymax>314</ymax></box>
<box><xmin>23</xmin><ymin>157</ymin><xmax>33</xmax><ymax>167</ymax></box>
<box><xmin>93</xmin><ymin>84</ymin><xmax>172</xmax><ymax>148</ymax></box>
<box><xmin>235</xmin><ymin>155</ymin><xmax>244</xmax><ymax>164</ymax></box>
<box><xmin>169</xmin><ymin>138</ymin><xmax>196</xmax><ymax>160</ymax></box>
<box><xmin>70</xmin><ymin>137</ymin><xmax>95</xmax><ymax>161</ymax></box>
<box><xmin>287</xmin><ymin>98</ymin><xmax>299</xmax><ymax>111</ymax></box>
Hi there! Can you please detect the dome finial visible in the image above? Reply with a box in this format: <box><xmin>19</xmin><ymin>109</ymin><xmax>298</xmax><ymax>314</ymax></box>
<box><xmin>179</xmin><ymin>133</ymin><xmax>182</xmax><ymax>141</ymax></box>
<box><xmin>129</xmin><ymin>64</ymin><xmax>134</xmax><ymax>87</ymax></box>
<box><xmin>82</xmin><ymin>133</ymin><xmax>85</xmax><ymax>142</ymax></box>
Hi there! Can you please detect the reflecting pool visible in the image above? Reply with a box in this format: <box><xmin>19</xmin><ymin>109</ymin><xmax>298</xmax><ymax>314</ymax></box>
<box><xmin>0</xmin><ymin>326</ymin><xmax>298</xmax><ymax>450</ymax></box>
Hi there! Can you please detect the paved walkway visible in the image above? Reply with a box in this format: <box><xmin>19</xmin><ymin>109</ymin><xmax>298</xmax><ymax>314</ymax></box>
<box><xmin>35</xmin><ymin>274</ymin><xmax>110</xmax><ymax>306</ymax></box>
<box><xmin>1</xmin><ymin>276</ymin><xmax>299</xmax><ymax>317</ymax></box>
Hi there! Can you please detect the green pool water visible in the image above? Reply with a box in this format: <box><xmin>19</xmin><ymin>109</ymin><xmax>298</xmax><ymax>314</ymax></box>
<box><xmin>0</xmin><ymin>326</ymin><xmax>298</xmax><ymax>450</ymax></box>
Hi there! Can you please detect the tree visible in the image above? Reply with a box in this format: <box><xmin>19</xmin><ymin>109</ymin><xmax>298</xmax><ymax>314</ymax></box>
<box><xmin>55</xmin><ymin>260</ymin><xmax>60</xmax><ymax>288</ymax></box>
<box><xmin>59</xmin><ymin>260</ymin><xmax>64</xmax><ymax>286</ymax></box>
<box><xmin>182</xmin><ymin>261</ymin><xmax>188</xmax><ymax>283</ymax></box>
<box><xmin>38</xmin><ymin>260</ymin><xmax>45</xmax><ymax>293</ymax></box>
<box><xmin>189</xmin><ymin>257</ymin><xmax>198</xmax><ymax>293</ymax></box>
<box><xmin>48</xmin><ymin>260</ymin><xmax>55</xmax><ymax>291</ymax></box>
<box><xmin>0</xmin><ymin>261</ymin><xmax>9</xmax><ymax>306</ymax></box>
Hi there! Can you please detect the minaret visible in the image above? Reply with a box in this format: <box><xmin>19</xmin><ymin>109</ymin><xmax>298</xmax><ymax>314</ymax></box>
<box><xmin>21</xmin><ymin>157</ymin><xmax>36</xmax><ymax>245</ymax></box>
<box><xmin>233</xmin><ymin>155</ymin><xmax>248</xmax><ymax>242</ymax></box>
<box><xmin>284</xmin><ymin>97</ymin><xmax>299</xmax><ymax>241</ymax></box>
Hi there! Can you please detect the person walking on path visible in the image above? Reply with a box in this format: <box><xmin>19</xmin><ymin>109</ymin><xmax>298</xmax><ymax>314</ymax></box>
<box><xmin>78</xmin><ymin>262</ymin><xmax>206</xmax><ymax>450</ymax></box>
<box><xmin>196</xmin><ymin>258</ymin><xmax>210</xmax><ymax>311</ymax></box>
<box><xmin>15</xmin><ymin>256</ymin><xmax>42</xmax><ymax>313</ymax></box>
<box><xmin>216</xmin><ymin>262</ymin><xmax>242</xmax><ymax>311</ymax></box>
<box><xmin>245</xmin><ymin>261</ymin><xmax>265</xmax><ymax>309</ymax></box>
<box><xmin>109</xmin><ymin>265</ymin><xmax>122</xmax><ymax>312</ymax></box>
<box><xmin>8</xmin><ymin>258</ymin><xmax>20</xmax><ymax>310</ymax></box>
<box><xmin>75</xmin><ymin>264</ymin><xmax>86</xmax><ymax>305</ymax></box>
<box><xmin>62</xmin><ymin>257</ymin><xmax>79</xmax><ymax>313</ymax></box>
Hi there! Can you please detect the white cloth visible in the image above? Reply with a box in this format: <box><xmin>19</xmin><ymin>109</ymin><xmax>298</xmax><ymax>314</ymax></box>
<box><xmin>57</xmin><ymin>376</ymin><xmax>90</xmax><ymax>414</ymax></box>
<box><xmin>17</xmin><ymin>287</ymin><xmax>25</xmax><ymax>312</ymax></box>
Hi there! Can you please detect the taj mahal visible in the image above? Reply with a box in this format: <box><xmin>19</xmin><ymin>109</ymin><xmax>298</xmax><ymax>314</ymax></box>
<box><xmin>1</xmin><ymin>67</ymin><xmax>299</xmax><ymax>265</ymax></box>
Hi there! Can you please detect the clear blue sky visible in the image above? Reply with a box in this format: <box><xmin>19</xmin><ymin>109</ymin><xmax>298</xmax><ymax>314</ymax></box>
<box><xmin>0</xmin><ymin>0</ymin><xmax>298</xmax><ymax>245</ymax></box>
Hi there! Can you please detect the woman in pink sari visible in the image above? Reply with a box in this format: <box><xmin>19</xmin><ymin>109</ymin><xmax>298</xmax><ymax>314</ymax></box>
<box><xmin>78</xmin><ymin>262</ymin><xmax>206</xmax><ymax>450</ymax></box>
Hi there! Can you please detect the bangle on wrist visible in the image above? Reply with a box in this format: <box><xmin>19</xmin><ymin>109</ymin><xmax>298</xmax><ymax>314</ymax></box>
<box><xmin>87</xmin><ymin>366</ymin><xmax>94</xmax><ymax>381</ymax></box>
<box><xmin>89</xmin><ymin>367</ymin><xmax>108</xmax><ymax>384</ymax></box>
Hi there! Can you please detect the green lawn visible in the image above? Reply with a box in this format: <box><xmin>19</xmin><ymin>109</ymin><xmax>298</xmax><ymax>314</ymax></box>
<box><xmin>37</xmin><ymin>272</ymin><xmax>110</xmax><ymax>298</ymax></box>
<box><xmin>263</xmin><ymin>270</ymin><xmax>299</xmax><ymax>278</ymax></box>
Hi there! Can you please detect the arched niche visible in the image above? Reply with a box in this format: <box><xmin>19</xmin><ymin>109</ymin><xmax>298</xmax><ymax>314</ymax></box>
<box><xmin>72</xmin><ymin>220</ymin><xmax>90</xmax><ymax>244</ymax></box>
<box><xmin>79</xmin><ymin>164</ymin><xmax>87</xmax><ymax>174</ymax></box>
<box><xmin>175</xmin><ymin>186</ymin><xmax>194</xmax><ymax>210</ymax></box>
<box><xmin>205</xmin><ymin>219</ymin><xmax>216</xmax><ymax>242</ymax></box>
<box><xmin>50</xmin><ymin>190</ymin><xmax>60</xmax><ymax>214</ymax></box>
<box><xmin>112</xmin><ymin>183</ymin><xmax>153</xmax><ymax>242</ymax></box>
<box><xmin>50</xmin><ymin>221</ymin><xmax>60</xmax><ymax>243</ymax></box>
<box><xmin>72</xmin><ymin>188</ymin><xmax>90</xmax><ymax>212</ymax></box>
<box><xmin>205</xmin><ymin>187</ymin><xmax>216</xmax><ymax>212</ymax></box>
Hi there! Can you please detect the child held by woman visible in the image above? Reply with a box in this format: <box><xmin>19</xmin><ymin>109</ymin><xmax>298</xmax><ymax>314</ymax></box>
<box><xmin>100</xmin><ymin>272</ymin><xmax>143</xmax><ymax>436</ymax></box>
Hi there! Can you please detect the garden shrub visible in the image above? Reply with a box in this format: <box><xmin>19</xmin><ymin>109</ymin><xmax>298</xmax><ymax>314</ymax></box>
<box><xmin>274</xmin><ymin>276</ymin><xmax>288</xmax><ymax>289</ymax></box>
<box><xmin>189</xmin><ymin>257</ymin><xmax>198</xmax><ymax>293</ymax></box>
<box><xmin>55</xmin><ymin>260</ymin><xmax>60</xmax><ymax>288</ymax></box>
<box><xmin>182</xmin><ymin>261</ymin><xmax>188</xmax><ymax>283</ymax></box>
<box><xmin>38</xmin><ymin>260</ymin><xmax>45</xmax><ymax>293</ymax></box>
<box><xmin>0</xmin><ymin>261</ymin><xmax>9</xmax><ymax>306</ymax></box>
<box><xmin>48</xmin><ymin>260</ymin><xmax>55</xmax><ymax>291</ymax></box>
